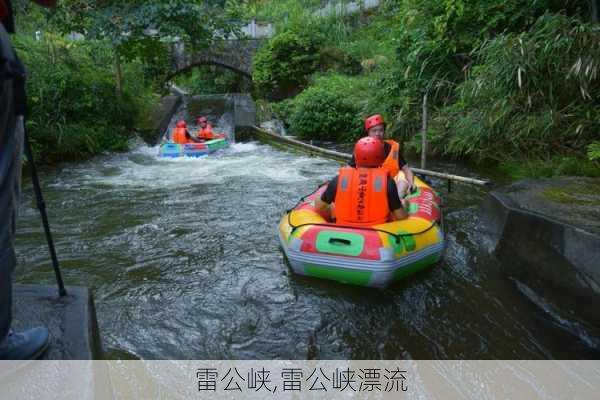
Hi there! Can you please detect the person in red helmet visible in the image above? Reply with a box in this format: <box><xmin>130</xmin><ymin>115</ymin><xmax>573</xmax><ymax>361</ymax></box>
<box><xmin>196</xmin><ymin>116</ymin><xmax>215</xmax><ymax>140</ymax></box>
<box><xmin>315</xmin><ymin>137</ymin><xmax>408</xmax><ymax>224</ymax></box>
<box><xmin>350</xmin><ymin>114</ymin><xmax>416</xmax><ymax>198</ymax></box>
<box><xmin>1</xmin><ymin>0</ymin><xmax>57</xmax><ymax>360</ymax></box>
<box><xmin>170</xmin><ymin>120</ymin><xmax>202</xmax><ymax>144</ymax></box>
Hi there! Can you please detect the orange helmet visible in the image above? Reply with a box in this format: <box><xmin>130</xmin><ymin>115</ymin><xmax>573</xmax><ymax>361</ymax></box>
<box><xmin>364</xmin><ymin>114</ymin><xmax>385</xmax><ymax>131</ymax></box>
<box><xmin>176</xmin><ymin>120</ymin><xmax>187</xmax><ymax>128</ymax></box>
<box><xmin>354</xmin><ymin>137</ymin><xmax>385</xmax><ymax>168</ymax></box>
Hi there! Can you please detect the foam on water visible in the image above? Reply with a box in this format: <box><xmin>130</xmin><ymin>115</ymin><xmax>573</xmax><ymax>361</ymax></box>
<box><xmin>50</xmin><ymin>141</ymin><xmax>336</xmax><ymax>190</ymax></box>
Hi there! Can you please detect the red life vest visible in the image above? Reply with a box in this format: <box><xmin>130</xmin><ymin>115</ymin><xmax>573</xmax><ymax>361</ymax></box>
<box><xmin>171</xmin><ymin>127</ymin><xmax>189</xmax><ymax>144</ymax></box>
<box><xmin>334</xmin><ymin>167</ymin><xmax>390</xmax><ymax>227</ymax></box>
<box><xmin>381</xmin><ymin>140</ymin><xmax>401</xmax><ymax>178</ymax></box>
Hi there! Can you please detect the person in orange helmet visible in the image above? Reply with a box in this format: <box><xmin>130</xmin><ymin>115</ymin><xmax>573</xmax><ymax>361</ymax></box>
<box><xmin>350</xmin><ymin>114</ymin><xmax>416</xmax><ymax>198</ymax></box>
<box><xmin>315</xmin><ymin>137</ymin><xmax>408</xmax><ymax>225</ymax></box>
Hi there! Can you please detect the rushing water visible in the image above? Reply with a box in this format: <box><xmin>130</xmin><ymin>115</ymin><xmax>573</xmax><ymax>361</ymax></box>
<box><xmin>14</xmin><ymin>128</ymin><xmax>599</xmax><ymax>360</ymax></box>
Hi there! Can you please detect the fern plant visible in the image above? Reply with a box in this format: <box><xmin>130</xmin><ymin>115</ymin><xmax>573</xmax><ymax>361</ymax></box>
<box><xmin>588</xmin><ymin>142</ymin><xmax>600</xmax><ymax>162</ymax></box>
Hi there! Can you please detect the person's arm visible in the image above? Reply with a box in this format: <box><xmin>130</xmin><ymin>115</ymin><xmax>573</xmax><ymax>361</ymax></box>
<box><xmin>400</xmin><ymin>159</ymin><xmax>415</xmax><ymax>191</ymax></box>
<box><xmin>314</xmin><ymin>196</ymin><xmax>329</xmax><ymax>212</ymax></box>
<box><xmin>315</xmin><ymin>176</ymin><xmax>338</xmax><ymax>211</ymax></box>
<box><xmin>348</xmin><ymin>154</ymin><xmax>356</xmax><ymax>167</ymax></box>
<box><xmin>393</xmin><ymin>202</ymin><xmax>409</xmax><ymax>220</ymax></box>
<box><xmin>388</xmin><ymin>177</ymin><xmax>409</xmax><ymax>220</ymax></box>
<box><xmin>185</xmin><ymin>130</ymin><xmax>201</xmax><ymax>143</ymax></box>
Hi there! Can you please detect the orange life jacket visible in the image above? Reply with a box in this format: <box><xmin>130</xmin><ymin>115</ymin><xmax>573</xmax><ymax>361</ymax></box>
<box><xmin>381</xmin><ymin>140</ymin><xmax>401</xmax><ymax>177</ymax></box>
<box><xmin>198</xmin><ymin>124</ymin><xmax>215</xmax><ymax>140</ymax></box>
<box><xmin>334</xmin><ymin>167</ymin><xmax>390</xmax><ymax>227</ymax></box>
<box><xmin>172</xmin><ymin>127</ymin><xmax>189</xmax><ymax>144</ymax></box>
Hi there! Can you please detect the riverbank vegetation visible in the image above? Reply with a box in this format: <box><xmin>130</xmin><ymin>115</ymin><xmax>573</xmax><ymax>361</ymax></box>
<box><xmin>248</xmin><ymin>0</ymin><xmax>600</xmax><ymax>178</ymax></box>
<box><xmin>12</xmin><ymin>0</ymin><xmax>242</xmax><ymax>163</ymax></box>
<box><xmin>15</xmin><ymin>33</ymin><xmax>157</xmax><ymax>163</ymax></box>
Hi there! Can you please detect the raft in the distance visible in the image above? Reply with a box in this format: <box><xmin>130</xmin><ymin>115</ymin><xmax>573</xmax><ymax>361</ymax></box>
<box><xmin>159</xmin><ymin>138</ymin><xmax>229</xmax><ymax>158</ymax></box>
<box><xmin>278</xmin><ymin>176</ymin><xmax>444</xmax><ymax>288</ymax></box>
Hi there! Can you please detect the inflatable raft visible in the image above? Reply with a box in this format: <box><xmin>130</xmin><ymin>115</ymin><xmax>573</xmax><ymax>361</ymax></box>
<box><xmin>279</xmin><ymin>176</ymin><xmax>444</xmax><ymax>288</ymax></box>
<box><xmin>159</xmin><ymin>138</ymin><xmax>229</xmax><ymax>158</ymax></box>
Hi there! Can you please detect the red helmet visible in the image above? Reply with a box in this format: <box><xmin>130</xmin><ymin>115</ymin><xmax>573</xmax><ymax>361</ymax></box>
<box><xmin>364</xmin><ymin>114</ymin><xmax>385</xmax><ymax>131</ymax></box>
<box><xmin>354</xmin><ymin>137</ymin><xmax>385</xmax><ymax>168</ymax></box>
<box><xmin>176</xmin><ymin>120</ymin><xmax>187</xmax><ymax>128</ymax></box>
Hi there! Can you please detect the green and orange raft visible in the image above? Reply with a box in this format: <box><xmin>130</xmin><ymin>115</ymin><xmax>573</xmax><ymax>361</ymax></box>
<box><xmin>278</xmin><ymin>176</ymin><xmax>444</xmax><ymax>287</ymax></box>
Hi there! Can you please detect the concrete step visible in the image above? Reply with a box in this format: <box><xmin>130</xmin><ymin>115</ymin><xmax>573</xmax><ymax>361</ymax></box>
<box><xmin>12</xmin><ymin>284</ymin><xmax>102</xmax><ymax>360</ymax></box>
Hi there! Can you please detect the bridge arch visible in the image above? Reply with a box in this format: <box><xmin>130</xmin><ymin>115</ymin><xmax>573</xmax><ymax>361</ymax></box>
<box><xmin>169</xmin><ymin>38</ymin><xmax>264</xmax><ymax>81</ymax></box>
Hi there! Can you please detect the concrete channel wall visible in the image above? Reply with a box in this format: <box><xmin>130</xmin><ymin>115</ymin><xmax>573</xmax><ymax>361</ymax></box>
<box><xmin>141</xmin><ymin>92</ymin><xmax>256</xmax><ymax>145</ymax></box>
<box><xmin>480</xmin><ymin>179</ymin><xmax>600</xmax><ymax>327</ymax></box>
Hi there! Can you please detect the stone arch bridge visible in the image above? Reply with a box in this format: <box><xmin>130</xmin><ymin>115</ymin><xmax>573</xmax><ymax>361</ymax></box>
<box><xmin>168</xmin><ymin>38</ymin><xmax>263</xmax><ymax>80</ymax></box>
<box><xmin>167</xmin><ymin>20</ymin><xmax>273</xmax><ymax>80</ymax></box>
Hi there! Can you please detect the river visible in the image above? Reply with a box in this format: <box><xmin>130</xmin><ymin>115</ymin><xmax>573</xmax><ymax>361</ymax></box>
<box><xmin>14</xmin><ymin>119</ymin><xmax>599</xmax><ymax>360</ymax></box>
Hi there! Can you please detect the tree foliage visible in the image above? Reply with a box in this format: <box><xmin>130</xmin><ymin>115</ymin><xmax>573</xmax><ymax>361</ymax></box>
<box><xmin>14</xmin><ymin>34</ymin><xmax>155</xmax><ymax>162</ymax></box>
<box><xmin>252</xmin><ymin>28</ymin><xmax>324</xmax><ymax>100</ymax></box>
<box><xmin>50</xmin><ymin>1</ymin><xmax>245</xmax><ymax>61</ymax></box>
<box><xmin>432</xmin><ymin>14</ymin><xmax>600</xmax><ymax>160</ymax></box>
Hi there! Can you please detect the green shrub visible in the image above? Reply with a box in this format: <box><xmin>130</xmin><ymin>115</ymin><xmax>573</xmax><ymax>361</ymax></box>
<box><xmin>252</xmin><ymin>28</ymin><xmax>324</xmax><ymax>100</ymax></box>
<box><xmin>287</xmin><ymin>84</ymin><xmax>362</xmax><ymax>142</ymax></box>
<box><xmin>275</xmin><ymin>72</ymin><xmax>395</xmax><ymax>141</ymax></box>
<box><xmin>272</xmin><ymin>98</ymin><xmax>295</xmax><ymax>124</ymax></box>
<box><xmin>318</xmin><ymin>47</ymin><xmax>362</xmax><ymax>75</ymax></box>
<box><xmin>588</xmin><ymin>142</ymin><xmax>600</xmax><ymax>162</ymax></box>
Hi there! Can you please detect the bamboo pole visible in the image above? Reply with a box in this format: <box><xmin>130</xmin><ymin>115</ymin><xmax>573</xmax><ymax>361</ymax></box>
<box><xmin>252</xmin><ymin>127</ymin><xmax>490</xmax><ymax>186</ymax></box>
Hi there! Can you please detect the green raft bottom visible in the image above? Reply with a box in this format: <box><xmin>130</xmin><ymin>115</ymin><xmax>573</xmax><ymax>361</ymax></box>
<box><xmin>303</xmin><ymin>253</ymin><xmax>441</xmax><ymax>287</ymax></box>
<box><xmin>206</xmin><ymin>138</ymin><xmax>229</xmax><ymax>151</ymax></box>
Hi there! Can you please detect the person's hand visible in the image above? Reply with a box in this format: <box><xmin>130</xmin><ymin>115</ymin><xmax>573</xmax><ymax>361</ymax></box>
<box><xmin>401</xmin><ymin>198</ymin><xmax>409</xmax><ymax>210</ymax></box>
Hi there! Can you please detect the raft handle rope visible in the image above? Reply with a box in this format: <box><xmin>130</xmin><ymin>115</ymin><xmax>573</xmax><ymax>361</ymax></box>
<box><xmin>287</xmin><ymin>183</ymin><xmax>441</xmax><ymax>245</ymax></box>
